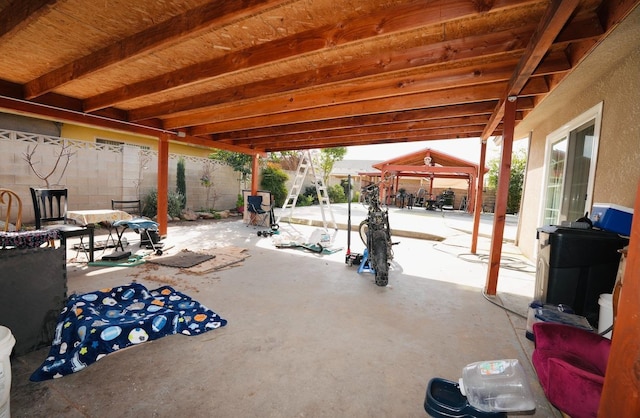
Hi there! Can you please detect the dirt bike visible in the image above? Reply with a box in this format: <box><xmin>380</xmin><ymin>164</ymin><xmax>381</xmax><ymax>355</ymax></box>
<box><xmin>358</xmin><ymin>183</ymin><xmax>396</xmax><ymax>286</ymax></box>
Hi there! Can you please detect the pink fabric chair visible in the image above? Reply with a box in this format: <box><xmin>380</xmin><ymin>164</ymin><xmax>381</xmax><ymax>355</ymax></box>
<box><xmin>532</xmin><ymin>322</ymin><xmax>611</xmax><ymax>418</ymax></box>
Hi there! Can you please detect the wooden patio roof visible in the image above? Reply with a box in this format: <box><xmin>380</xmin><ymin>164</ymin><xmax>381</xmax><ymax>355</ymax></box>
<box><xmin>2</xmin><ymin>2</ymin><xmax>640</xmax><ymax>414</ymax></box>
<box><xmin>0</xmin><ymin>0</ymin><xmax>638</xmax><ymax>154</ymax></box>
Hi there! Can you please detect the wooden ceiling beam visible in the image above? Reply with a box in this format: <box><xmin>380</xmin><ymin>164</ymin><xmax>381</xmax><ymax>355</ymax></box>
<box><xmin>167</xmin><ymin>83</ymin><xmax>542</xmax><ymax>133</ymax></box>
<box><xmin>235</xmin><ymin>124</ymin><xmax>492</xmax><ymax>149</ymax></box>
<box><xmin>165</xmin><ymin>81</ymin><xmax>512</xmax><ymax>130</ymax></box>
<box><xmin>0</xmin><ymin>95</ymin><xmax>171</xmax><ymax>139</ymax></box>
<box><xmin>23</xmin><ymin>0</ymin><xmax>292</xmax><ymax>99</ymax></box>
<box><xmin>192</xmin><ymin>101</ymin><xmax>498</xmax><ymax>136</ymax></box>
<box><xmin>227</xmin><ymin>116</ymin><xmax>495</xmax><ymax>146</ymax></box>
<box><xmin>129</xmin><ymin>15</ymin><xmax>590</xmax><ymax>123</ymax></box>
<box><xmin>0</xmin><ymin>0</ymin><xmax>57</xmax><ymax>40</ymax></box>
<box><xmin>261</xmin><ymin>131</ymin><xmax>492</xmax><ymax>152</ymax></box>
<box><xmin>128</xmin><ymin>24</ymin><xmax>539</xmax><ymax>121</ymax></box>
<box><xmin>83</xmin><ymin>0</ymin><xmax>537</xmax><ymax>112</ymax></box>
<box><xmin>176</xmin><ymin>135</ymin><xmax>263</xmax><ymax>155</ymax></box>
<box><xmin>162</xmin><ymin>58</ymin><xmax>522</xmax><ymax>130</ymax></box>
<box><xmin>221</xmin><ymin>114</ymin><xmax>501</xmax><ymax>143</ymax></box>
<box><xmin>481</xmin><ymin>0</ymin><xmax>580</xmax><ymax>140</ymax></box>
<box><xmin>193</xmin><ymin>97</ymin><xmax>529</xmax><ymax>140</ymax></box>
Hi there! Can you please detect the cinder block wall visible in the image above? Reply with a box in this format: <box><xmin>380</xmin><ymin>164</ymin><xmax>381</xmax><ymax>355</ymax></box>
<box><xmin>0</xmin><ymin>131</ymin><xmax>239</xmax><ymax>226</ymax></box>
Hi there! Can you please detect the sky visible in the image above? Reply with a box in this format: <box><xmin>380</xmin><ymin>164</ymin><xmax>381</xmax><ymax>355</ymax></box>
<box><xmin>344</xmin><ymin>137</ymin><xmax>528</xmax><ymax>164</ymax></box>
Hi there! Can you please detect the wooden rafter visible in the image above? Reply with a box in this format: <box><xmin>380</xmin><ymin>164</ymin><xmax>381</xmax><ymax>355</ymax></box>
<box><xmin>481</xmin><ymin>0</ymin><xmax>580</xmax><ymax>139</ymax></box>
<box><xmin>128</xmin><ymin>24</ymin><xmax>539</xmax><ymax>121</ymax></box>
<box><xmin>82</xmin><ymin>0</ymin><xmax>535</xmax><ymax>112</ymax></box>
<box><xmin>191</xmin><ymin>102</ymin><xmax>500</xmax><ymax>137</ymax></box>
<box><xmin>0</xmin><ymin>0</ymin><xmax>57</xmax><ymax>40</ymax></box>
<box><xmin>23</xmin><ymin>0</ymin><xmax>293</xmax><ymax>99</ymax></box>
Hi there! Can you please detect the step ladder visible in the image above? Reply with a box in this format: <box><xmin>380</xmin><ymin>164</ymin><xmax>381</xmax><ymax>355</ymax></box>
<box><xmin>277</xmin><ymin>150</ymin><xmax>337</xmax><ymax>231</ymax></box>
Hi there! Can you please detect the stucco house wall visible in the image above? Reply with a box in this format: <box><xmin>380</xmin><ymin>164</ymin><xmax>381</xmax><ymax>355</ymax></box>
<box><xmin>514</xmin><ymin>7</ymin><xmax>640</xmax><ymax>260</ymax></box>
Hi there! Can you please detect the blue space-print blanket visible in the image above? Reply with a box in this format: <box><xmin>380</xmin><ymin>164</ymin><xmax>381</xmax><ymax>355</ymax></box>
<box><xmin>30</xmin><ymin>283</ymin><xmax>227</xmax><ymax>381</ymax></box>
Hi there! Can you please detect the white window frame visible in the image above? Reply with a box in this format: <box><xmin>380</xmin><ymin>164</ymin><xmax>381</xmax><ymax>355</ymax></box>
<box><xmin>538</xmin><ymin>102</ymin><xmax>603</xmax><ymax>227</ymax></box>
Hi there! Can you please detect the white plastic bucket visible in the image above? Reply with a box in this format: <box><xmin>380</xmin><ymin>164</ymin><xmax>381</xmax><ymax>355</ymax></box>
<box><xmin>0</xmin><ymin>326</ymin><xmax>15</xmax><ymax>418</ymax></box>
<box><xmin>598</xmin><ymin>293</ymin><xmax>613</xmax><ymax>339</ymax></box>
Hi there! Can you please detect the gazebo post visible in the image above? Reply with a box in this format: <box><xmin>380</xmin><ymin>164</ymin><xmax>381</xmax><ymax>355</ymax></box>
<box><xmin>428</xmin><ymin>175</ymin><xmax>434</xmax><ymax>198</ymax></box>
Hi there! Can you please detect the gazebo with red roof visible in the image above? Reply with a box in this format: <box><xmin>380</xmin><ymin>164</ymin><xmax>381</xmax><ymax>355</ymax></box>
<box><xmin>360</xmin><ymin>148</ymin><xmax>488</xmax><ymax>213</ymax></box>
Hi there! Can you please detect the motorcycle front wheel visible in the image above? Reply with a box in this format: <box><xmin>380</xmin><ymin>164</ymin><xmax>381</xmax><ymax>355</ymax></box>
<box><xmin>358</xmin><ymin>220</ymin><xmax>369</xmax><ymax>247</ymax></box>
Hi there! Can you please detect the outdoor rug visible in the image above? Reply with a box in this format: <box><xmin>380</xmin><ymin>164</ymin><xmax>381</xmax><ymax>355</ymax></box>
<box><xmin>30</xmin><ymin>282</ymin><xmax>227</xmax><ymax>381</ymax></box>
<box><xmin>146</xmin><ymin>249</ymin><xmax>214</xmax><ymax>268</ymax></box>
<box><xmin>184</xmin><ymin>246</ymin><xmax>250</xmax><ymax>274</ymax></box>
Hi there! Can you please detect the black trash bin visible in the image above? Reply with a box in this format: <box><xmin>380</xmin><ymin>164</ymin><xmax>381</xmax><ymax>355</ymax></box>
<box><xmin>535</xmin><ymin>226</ymin><xmax>628</xmax><ymax>327</ymax></box>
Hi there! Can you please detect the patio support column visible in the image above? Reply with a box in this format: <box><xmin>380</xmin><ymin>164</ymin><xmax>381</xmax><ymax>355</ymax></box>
<box><xmin>471</xmin><ymin>139</ymin><xmax>487</xmax><ymax>253</ymax></box>
<box><xmin>484</xmin><ymin>97</ymin><xmax>516</xmax><ymax>295</ymax></box>
<box><xmin>156</xmin><ymin>133</ymin><xmax>169</xmax><ymax>236</ymax></box>
<box><xmin>599</xmin><ymin>179</ymin><xmax>640</xmax><ymax>416</ymax></box>
<box><xmin>251</xmin><ymin>153</ymin><xmax>259</xmax><ymax>194</ymax></box>
<box><xmin>467</xmin><ymin>175</ymin><xmax>475</xmax><ymax>213</ymax></box>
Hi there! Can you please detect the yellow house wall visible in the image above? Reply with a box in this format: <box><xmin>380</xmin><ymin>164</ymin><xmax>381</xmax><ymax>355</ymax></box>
<box><xmin>514</xmin><ymin>7</ymin><xmax>640</xmax><ymax>260</ymax></box>
<box><xmin>61</xmin><ymin>124</ymin><xmax>213</xmax><ymax>158</ymax></box>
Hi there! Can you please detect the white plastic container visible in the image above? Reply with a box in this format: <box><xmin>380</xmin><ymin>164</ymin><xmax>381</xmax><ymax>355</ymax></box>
<box><xmin>0</xmin><ymin>326</ymin><xmax>15</xmax><ymax>418</ymax></box>
<box><xmin>458</xmin><ymin>359</ymin><xmax>536</xmax><ymax>413</ymax></box>
<box><xmin>598</xmin><ymin>293</ymin><xmax>613</xmax><ymax>339</ymax></box>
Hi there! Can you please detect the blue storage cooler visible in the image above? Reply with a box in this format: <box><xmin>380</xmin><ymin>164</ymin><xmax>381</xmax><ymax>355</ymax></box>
<box><xmin>591</xmin><ymin>203</ymin><xmax>633</xmax><ymax>236</ymax></box>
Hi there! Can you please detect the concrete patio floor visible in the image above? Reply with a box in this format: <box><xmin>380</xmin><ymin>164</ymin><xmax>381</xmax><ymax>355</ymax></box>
<box><xmin>9</xmin><ymin>206</ymin><xmax>560</xmax><ymax>417</ymax></box>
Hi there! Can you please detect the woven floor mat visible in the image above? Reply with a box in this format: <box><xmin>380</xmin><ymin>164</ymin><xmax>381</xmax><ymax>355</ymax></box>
<box><xmin>146</xmin><ymin>249</ymin><xmax>214</xmax><ymax>268</ymax></box>
<box><xmin>184</xmin><ymin>246</ymin><xmax>250</xmax><ymax>274</ymax></box>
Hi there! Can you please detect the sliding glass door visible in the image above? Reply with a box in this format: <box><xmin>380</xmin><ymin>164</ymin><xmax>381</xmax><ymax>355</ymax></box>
<box><xmin>542</xmin><ymin>103</ymin><xmax>602</xmax><ymax>226</ymax></box>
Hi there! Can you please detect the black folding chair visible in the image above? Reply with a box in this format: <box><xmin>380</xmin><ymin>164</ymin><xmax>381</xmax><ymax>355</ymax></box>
<box><xmin>30</xmin><ymin>187</ymin><xmax>94</xmax><ymax>261</ymax></box>
<box><xmin>246</xmin><ymin>195</ymin><xmax>269</xmax><ymax>227</ymax></box>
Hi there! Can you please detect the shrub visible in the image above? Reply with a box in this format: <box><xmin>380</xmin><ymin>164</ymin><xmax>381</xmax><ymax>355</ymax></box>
<box><xmin>260</xmin><ymin>163</ymin><xmax>289</xmax><ymax>206</ymax></box>
<box><xmin>303</xmin><ymin>185</ymin><xmax>319</xmax><ymax>204</ymax></box>
<box><xmin>296</xmin><ymin>194</ymin><xmax>314</xmax><ymax>207</ymax></box>
<box><xmin>142</xmin><ymin>189</ymin><xmax>184</xmax><ymax>219</ymax></box>
<box><xmin>328</xmin><ymin>184</ymin><xmax>347</xmax><ymax>203</ymax></box>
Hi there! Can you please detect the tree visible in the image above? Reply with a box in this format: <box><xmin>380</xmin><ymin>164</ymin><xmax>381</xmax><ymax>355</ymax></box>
<box><xmin>176</xmin><ymin>157</ymin><xmax>186</xmax><ymax>209</ymax></box>
<box><xmin>487</xmin><ymin>148</ymin><xmax>527</xmax><ymax>214</ymax></box>
<box><xmin>209</xmin><ymin>150</ymin><xmax>252</xmax><ymax>191</ymax></box>
<box><xmin>23</xmin><ymin>140</ymin><xmax>76</xmax><ymax>188</ymax></box>
<box><xmin>318</xmin><ymin>147</ymin><xmax>347</xmax><ymax>185</ymax></box>
<box><xmin>200</xmin><ymin>160</ymin><xmax>219</xmax><ymax>209</ymax></box>
<box><xmin>268</xmin><ymin>151</ymin><xmax>301</xmax><ymax>170</ymax></box>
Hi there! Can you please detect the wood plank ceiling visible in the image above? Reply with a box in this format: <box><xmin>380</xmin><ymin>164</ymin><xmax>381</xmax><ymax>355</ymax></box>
<box><xmin>0</xmin><ymin>0</ymin><xmax>638</xmax><ymax>154</ymax></box>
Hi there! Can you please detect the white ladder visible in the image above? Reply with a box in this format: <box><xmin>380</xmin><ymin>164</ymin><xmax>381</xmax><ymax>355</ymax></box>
<box><xmin>277</xmin><ymin>150</ymin><xmax>337</xmax><ymax>231</ymax></box>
